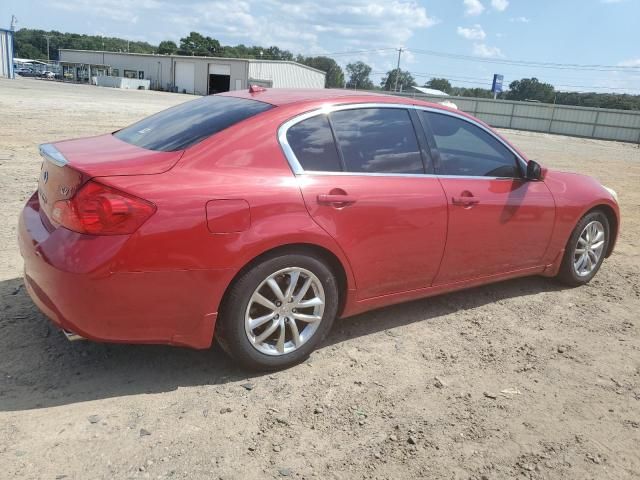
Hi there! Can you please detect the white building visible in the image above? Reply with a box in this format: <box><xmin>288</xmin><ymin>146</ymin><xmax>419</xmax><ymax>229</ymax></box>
<box><xmin>59</xmin><ymin>49</ymin><xmax>327</xmax><ymax>94</ymax></box>
<box><xmin>0</xmin><ymin>28</ymin><xmax>15</xmax><ymax>79</ymax></box>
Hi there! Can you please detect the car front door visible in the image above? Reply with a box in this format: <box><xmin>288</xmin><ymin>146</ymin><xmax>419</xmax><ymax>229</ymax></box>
<box><xmin>280</xmin><ymin>106</ymin><xmax>448</xmax><ymax>300</ymax></box>
<box><xmin>418</xmin><ymin>109</ymin><xmax>556</xmax><ymax>285</ymax></box>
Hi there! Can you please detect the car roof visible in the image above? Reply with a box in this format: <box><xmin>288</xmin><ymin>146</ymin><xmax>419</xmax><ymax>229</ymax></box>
<box><xmin>219</xmin><ymin>88</ymin><xmax>428</xmax><ymax>108</ymax></box>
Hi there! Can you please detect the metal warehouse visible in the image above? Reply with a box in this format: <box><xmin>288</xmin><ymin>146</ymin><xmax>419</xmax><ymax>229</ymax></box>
<box><xmin>0</xmin><ymin>28</ymin><xmax>15</xmax><ymax>79</ymax></box>
<box><xmin>59</xmin><ymin>49</ymin><xmax>326</xmax><ymax>94</ymax></box>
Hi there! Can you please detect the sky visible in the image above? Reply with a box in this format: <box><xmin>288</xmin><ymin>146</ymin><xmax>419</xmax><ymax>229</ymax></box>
<box><xmin>2</xmin><ymin>0</ymin><xmax>640</xmax><ymax>93</ymax></box>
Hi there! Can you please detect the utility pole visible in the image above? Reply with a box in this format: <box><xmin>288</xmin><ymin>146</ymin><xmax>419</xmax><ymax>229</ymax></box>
<box><xmin>393</xmin><ymin>47</ymin><xmax>402</xmax><ymax>92</ymax></box>
<box><xmin>44</xmin><ymin>35</ymin><xmax>52</xmax><ymax>61</ymax></box>
<box><xmin>10</xmin><ymin>14</ymin><xmax>18</xmax><ymax>31</ymax></box>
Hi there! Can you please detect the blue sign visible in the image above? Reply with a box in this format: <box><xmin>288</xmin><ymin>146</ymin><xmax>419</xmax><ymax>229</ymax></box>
<box><xmin>492</xmin><ymin>74</ymin><xmax>504</xmax><ymax>93</ymax></box>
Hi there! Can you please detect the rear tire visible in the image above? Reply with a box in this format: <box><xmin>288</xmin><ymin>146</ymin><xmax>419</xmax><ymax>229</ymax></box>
<box><xmin>216</xmin><ymin>252</ymin><xmax>339</xmax><ymax>370</ymax></box>
<box><xmin>557</xmin><ymin>210</ymin><xmax>609</xmax><ymax>286</ymax></box>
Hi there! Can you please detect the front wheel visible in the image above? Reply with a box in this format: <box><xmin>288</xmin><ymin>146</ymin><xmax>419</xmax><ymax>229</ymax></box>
<box><xmin>557</xmin><ymin>210</ymin><xmax>610</xmax><ymax>286</ymax></box>
<box><xmin>216</xmin><ymin>253</ymin><xmax>339</xmax><ymax>370</ymax></box>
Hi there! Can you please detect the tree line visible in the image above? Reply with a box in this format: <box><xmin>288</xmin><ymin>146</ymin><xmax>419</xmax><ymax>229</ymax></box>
<box><xmin>14</xmin><ymin>29</ymin><xmax>640</xmax><ymax>110</ymax></box>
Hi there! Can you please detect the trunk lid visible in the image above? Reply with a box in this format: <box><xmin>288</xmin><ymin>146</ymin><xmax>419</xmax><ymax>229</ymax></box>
<box><xmin>37</xmin><ymin>135</ymin><xmax>182</xmax><ymax>225</ymax></box>
<box><xmin>54</xmin><ymin>133</ymin><xmax>184</xmax><ymax>176</ymax></box>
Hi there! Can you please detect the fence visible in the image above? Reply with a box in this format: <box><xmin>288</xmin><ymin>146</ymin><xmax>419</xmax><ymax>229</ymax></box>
<box><xmin>391</xmin><ymin>92</ymin><xmax>640</xmax><ymax>144</ymax></box>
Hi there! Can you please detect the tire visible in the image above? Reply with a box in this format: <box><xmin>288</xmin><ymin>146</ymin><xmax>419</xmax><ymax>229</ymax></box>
<box><xmin>216</xmin><ymin>252</ymin><xmax>340</xmax><ymax>370</ymax></box>
<box><xmin>557</xmin><ymin>210</ymin><xmax>610</xmax><ymax>286</ymax></box>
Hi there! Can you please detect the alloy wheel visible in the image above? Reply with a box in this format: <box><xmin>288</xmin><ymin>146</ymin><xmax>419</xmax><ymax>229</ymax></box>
<box><xmin>573</xmin><ymin>220</ymin><xmax>605</xmax><ymax>277</ymax></box>
<box><xmin>244</xmin><ymin>267</ymin><xmax>325</xmax><ymax>356</ymax></box>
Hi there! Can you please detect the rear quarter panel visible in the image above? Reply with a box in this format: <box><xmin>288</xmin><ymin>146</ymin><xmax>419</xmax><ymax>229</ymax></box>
<box><xmin>96</xmin><ymin>105</ymin><xmax>358</xmax><ymax>316</ymax></box>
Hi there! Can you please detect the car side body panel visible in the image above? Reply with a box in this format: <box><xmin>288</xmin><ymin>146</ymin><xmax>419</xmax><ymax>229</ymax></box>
<box><xmin>433</xmin><ymin>177</ymin><xmax>556</xmax><ymax>284</ymax></box>
<box><xmin>18</xmin><ymin>90</ymin><xmax>621</xmax><ymax>349</ymax></box>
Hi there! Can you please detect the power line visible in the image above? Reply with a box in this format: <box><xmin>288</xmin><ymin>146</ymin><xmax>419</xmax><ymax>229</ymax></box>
<box><xmin>406</xmin><ymin>48</ymin><xmax>640</xmax><ymax>72</ymax></box>
<box><xmin>372</xmin><ymin>70</ymin><xmax>640</xmax><ymax>92</ymax></box>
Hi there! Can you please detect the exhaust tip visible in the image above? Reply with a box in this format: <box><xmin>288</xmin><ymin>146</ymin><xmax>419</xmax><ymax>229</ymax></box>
<box><xmin>62</xmin><ymin>329</ymin><xmax>85</xmax><ymax>342</ymax></box>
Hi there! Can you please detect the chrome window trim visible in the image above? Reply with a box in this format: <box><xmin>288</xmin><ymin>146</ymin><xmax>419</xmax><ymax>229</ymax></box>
<box><xmin>39</xmin><ymin>143</ymin><xmax>68</xmax><ymax>167</ymax></box>
<box><xmin>277</xmin><ymin>102</ymin><xmax>528</xmax><ymax>179</ymax></box>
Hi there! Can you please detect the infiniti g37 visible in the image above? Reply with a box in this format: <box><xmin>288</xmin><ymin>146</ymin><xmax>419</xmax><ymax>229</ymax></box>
<box><xmin>18</xmin><ymin>88</ymin><xmax>619</xmax><ymax>370</ymax></box>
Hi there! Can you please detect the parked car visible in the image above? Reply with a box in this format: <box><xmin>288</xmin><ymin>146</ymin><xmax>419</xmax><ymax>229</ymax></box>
<box><xmin>16</xmin><ymin>67</ymin><xmax>37</xmax><ymax>77</ymax></box>
<box><xmin>18</xmin><ymin>88</ymin><xmax>619</xmax><ymax>370</ymax></box>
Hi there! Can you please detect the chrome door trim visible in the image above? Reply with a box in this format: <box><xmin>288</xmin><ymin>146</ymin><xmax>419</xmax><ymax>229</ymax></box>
<box><xmin>277</xmin><ymin>102</ymin><xmax>528</xmax><ymax>178</ymax></box>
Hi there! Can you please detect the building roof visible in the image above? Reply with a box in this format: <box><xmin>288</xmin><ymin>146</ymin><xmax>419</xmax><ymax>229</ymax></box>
<box><xmin>411</xmin><ymin>86</ymin><xmax>449</xmax><ymax>96</ymax></box>
<box><xmin>14</xmin><ymin>58</ymin><xmax>48</xmax><ymax>65</ymax></box>
<box><xmin>58</xmin><ymin>49</ymin><xmax>326</xmax><ymax>76</ymax></box>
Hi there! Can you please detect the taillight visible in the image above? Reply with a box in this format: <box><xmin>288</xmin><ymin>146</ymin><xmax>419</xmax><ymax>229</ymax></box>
<box><xmin>51</xmin><ymin>180</ymin><xmax>156</xmax><ymax>235</ymax></box>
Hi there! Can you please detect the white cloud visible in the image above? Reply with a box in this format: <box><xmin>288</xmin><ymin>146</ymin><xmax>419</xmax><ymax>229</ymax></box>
<box><xmin>473</xmin><ymin>43</ymin><xmax>504</xmax><ymax>58</ymax></box>
<box><xmin>457</xmin><ymin>24</ymin><xmax>486</xmax><ymax>40</ymax></box>
<box><xmin>51</xmin><ymin>0</ymin><xmax>439</xmax><ymax>55</ymax></box>
<box><xmin>509</xmin><ymin>16</ymin><xmax>530</xmax><ymax>23</ymax></box>
<box><xmin>180</xmin><ymin>0</ymin><xmax>437</xmax><ymax>53</ymax></box>
<box><xmin>491</xmin><ymin>0</ymin><xmax>509</xmax><ymax>11</ymax></box>
<box><xmin>463</xmin><ymin>0</ymin><xmax>485</xmax><ymax>16</ymax></box>
<box><xmin>618</xmin><ymin>58</ymin><xmax>640</xmax><ymax>67</ymax></box>
<box><xmin>50</xmin><ymin>0</ymin><xmax>163</xmax><ymax>24</ymax></box>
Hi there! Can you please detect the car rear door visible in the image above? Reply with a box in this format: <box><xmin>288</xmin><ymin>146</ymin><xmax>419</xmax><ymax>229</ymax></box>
<box><xmin>280</xmin><ymin>105</ymin><xmax>448</xmax><ymax>300</ymax></box>
<box><xmin>417</xmin><ymin>109</ymin><xmax>556</xmax><ymax>285</ymax></box>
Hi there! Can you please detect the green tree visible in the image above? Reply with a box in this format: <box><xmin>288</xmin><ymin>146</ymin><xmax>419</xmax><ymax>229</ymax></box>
<box><xmin>425</xmin><ymin>78</ymin><xmax>452</xmax><ymax>94</ymax></box>
<box><xmin>380</xmin><ymin>68</ymin><xmax>416</xmax><ymax>91</ymax></box>
<box><xmin>14</xmin><ymin>28</ymin><xmax>156</xmax><ymax>60</ymax></box>
<box><xmin>506</xmin><ymin>77</ymin><xmax>555</xmax><ymax>103</ymax></box>
<box><xmin>158</xmin><ymin>40</ymin><xmax>178</xmax><ymax>55</ymax></box>
<box><xmin>346</xmin><ymin>61</ymin><xmax>373</xmax><ymax>89</ymax></box>
<box><xmin>178</xmin><ymin>32</ymin><xmax>221</xmax><ymax>56</ymax></box>
<box><xmin>450</xmin><ymin>87</ymin><xmax>495</xmax><ymax>98</ymax></box>
<box><xmin>296</xmin><ymin>55</ymin><xmax>345</xmax><ymax>88</ymax></box>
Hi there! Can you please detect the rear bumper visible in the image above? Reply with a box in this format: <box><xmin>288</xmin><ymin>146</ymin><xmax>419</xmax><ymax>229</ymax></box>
<box><xmin>18</xmin><ymin>194</ymin><xmax>231</xmax><ymax>349</ymax></box>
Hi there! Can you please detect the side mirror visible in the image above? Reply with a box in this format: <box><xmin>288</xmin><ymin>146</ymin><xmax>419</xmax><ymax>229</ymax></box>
<box><xmin>526</xmin><ymin>160</ymin><xmax>544</xmax><ymax>181</ymax></box>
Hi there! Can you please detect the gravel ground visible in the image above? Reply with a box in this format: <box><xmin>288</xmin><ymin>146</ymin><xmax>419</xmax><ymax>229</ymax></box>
<box><xmin>1</xmin><ymin>78</ymin><xmax>639</xmax><ymax>480</ymax></box>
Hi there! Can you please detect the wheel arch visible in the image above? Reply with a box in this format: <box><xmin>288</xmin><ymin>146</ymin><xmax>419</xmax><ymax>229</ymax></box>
<box><xmin>217</xmin><ymin>242</ymin><xmax>351</xmax><ymax>327</ymax></box>
<box><xmin>585</xmin><ymin>203</ymin><xmax>618</xmax><ymax>257</ymax></box>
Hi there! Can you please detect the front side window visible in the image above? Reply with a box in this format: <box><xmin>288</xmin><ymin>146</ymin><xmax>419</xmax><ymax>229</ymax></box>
<box><xmin>114</xmin><ymin>95</ymin><xmax>273</xmax><ymax>152</ymax></box>
<box><xmin>330</xmin><ymin>108</ymin><xmax>424</xmax><ymax>174</ymax></box>
<box><xmin>421</xmin><ymin>111</ymin><xmax>521</xmax><ymax>178</ymax></box>
<box><xmin>286</xmin><ymin>115</ymin><xmax>342</xmax><ymax>172</ymax></box>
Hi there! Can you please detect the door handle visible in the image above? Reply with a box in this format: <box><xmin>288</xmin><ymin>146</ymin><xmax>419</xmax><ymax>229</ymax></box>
<box><xmin>452</xmin><ymin>196</ymin><xmax>480</xmax><ymax>206</ymax></box>
<box><xmin>317</xmin><ymin>193</ymin><xmax>357</xmax><ymax>206</ymax></box>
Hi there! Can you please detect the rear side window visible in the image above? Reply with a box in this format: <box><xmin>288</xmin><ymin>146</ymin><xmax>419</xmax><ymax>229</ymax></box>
<box><xmin>114</xmin><ymin>96</ymin><xmax>273</xmax><ymax>152</ymax></box>
<box><xmin>421</xmin><ymin>111</ymin><xmax>520</xmax><ymax>177</ymax></box>
<box><xmin>330</xmin><ymin>108</ymin><xmax>424</xmax><ymax>174</ymax></box>
<box><xmin>286</xmin><ymin>115</ymin><xmax>343</xmax><ymax>172</ymax></box>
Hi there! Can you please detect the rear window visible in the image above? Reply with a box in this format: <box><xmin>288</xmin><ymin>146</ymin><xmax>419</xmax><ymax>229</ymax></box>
<box><xmin>114</xmin><ymin>95</ymin><xmax>273</xmax><ymax>152</ymax></box>
<box><xmin>286</xmin><ymin>115</ymin><xmax>343</xmax><ymax>172</ymax></box>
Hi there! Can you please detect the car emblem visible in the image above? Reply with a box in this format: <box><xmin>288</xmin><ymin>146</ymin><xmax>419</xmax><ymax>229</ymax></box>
<box><xmin>42</xmin><ymin>170</ymin><xmax>49</xmax><ymax>184</ymax></box>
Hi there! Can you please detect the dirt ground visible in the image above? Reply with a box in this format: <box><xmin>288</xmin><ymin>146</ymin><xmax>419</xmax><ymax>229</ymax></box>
<box><xmin>0</xmin><ymin>78</ymin><xmax>638</xmax><ymax>480</ymax></box>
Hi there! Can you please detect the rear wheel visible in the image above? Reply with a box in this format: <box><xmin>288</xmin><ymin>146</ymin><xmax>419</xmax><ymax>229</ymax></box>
<box><xmin>557</xmin><ymin>210</ymin><xmax>609</xmax><ymax>286</ymax></box>
<box><xmin>216</xmin><ymin>253</ymin><xmax>339</xmax><ymax>370</ymax></box>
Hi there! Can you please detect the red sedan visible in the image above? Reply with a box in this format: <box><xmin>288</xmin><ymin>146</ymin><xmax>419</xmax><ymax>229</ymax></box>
<box><xmin>19</xmin><ymin>88</ymin><xmax>620</xmax><ymax>370</ymax></box>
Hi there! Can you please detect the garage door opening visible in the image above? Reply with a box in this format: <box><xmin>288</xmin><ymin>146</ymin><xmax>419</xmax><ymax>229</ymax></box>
<box><xmin>208</xmin><ymin>64</ymin><xmax>232</xmax><ymax>95</ymax></box>
<box><xmin>209</xmin><ymin>74</ymin><xmax>230</xmax><ymax>94</ymax></box>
